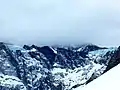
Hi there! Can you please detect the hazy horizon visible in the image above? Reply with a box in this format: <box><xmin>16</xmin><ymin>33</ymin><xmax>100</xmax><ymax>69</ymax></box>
<box><xmin>0</xmin><ymin>0</ymin><xmax>120</xmax><ymax>47</ymax></box>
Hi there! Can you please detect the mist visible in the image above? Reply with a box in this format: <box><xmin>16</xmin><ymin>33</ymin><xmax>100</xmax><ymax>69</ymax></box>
<box><xmin>0</xmin><ymin>0</ymin><xmax>120</xmax><ymax>46</ymax></box>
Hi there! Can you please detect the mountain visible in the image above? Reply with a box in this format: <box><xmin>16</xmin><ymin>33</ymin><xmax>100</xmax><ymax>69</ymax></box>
<box><xmin>74</xmin><ymin>63</ymin><xmax>120</xmax><ymax>90</ymax></box>
<box><xmin>0</xmin><ymin>42</ymin><xmax>119</xmax><ymax>90</ymax></box>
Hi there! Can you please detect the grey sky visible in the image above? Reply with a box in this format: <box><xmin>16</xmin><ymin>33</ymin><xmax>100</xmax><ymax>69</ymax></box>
<box><xmin>0</xmin><ymin>0</ymin><xmax>120</xmax><ymax>46</ymax></box>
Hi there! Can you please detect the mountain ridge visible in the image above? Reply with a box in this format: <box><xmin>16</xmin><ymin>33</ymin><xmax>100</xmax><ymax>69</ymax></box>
<box><xmin>0</xmin><ymin>42</ymin><xmax>119</xmax><ymax>90</ymax></box>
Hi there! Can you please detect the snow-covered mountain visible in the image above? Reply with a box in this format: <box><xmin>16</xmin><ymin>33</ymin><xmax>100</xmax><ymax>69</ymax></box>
<box><xmin>0</xmin><ymin>42</ymin><xmax>119</xmax><ymax>90</ymax></box>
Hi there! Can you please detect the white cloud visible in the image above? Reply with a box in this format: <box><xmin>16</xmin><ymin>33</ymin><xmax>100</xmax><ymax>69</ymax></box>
<box><xmin>0</xmin><ymin>0</ymin><xmax>120</xmax><ymax>46</ymax></box>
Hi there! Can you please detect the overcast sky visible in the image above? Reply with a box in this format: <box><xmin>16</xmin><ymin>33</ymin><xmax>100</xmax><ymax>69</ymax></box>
<box><xmin>0</xmin><ymin>0</ymin><xmax>120</xmax><ymax>46</ymax></box>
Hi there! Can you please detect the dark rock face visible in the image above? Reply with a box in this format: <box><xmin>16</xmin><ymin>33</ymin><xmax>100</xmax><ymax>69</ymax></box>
<box><xmin>23</xmin><ymin>45</ymin><xmax>32</xmax><ymax>50</ymax></box>
<box><xmin>55</xmin><ymin>47</ymin><xmax>87</xmax><ymax>69</ymax></box>
<box><xmin>104</xmin><ymin>46</ymin><xmax>120</xmax><ymax>73</ymax></box>
<box><xmin>0</xmin><ymin>43</ymin><xmax>119</xmax><ymax>90</ymax></box>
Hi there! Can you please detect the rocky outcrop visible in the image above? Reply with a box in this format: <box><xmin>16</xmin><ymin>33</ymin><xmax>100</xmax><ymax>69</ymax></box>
<box><xmin>104</xmin><ymin>46</ymin><xmax>120</xmax><ymax>73</ymax></box>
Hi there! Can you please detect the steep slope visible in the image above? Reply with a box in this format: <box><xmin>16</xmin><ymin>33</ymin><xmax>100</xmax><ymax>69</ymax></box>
<box><xmin>0</xmin><ymin>42</ymin><xmax>119</xmax><ymax>90</ymax></box>
<box><xmin>74</xmin><ymin>64</ymin><xmax>120</xmax><ymax>90</ymax></box>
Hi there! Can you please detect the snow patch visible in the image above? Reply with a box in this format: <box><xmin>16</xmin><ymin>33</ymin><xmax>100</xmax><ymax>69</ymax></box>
<box><xmin>0</xmin><ymin>74</ymin><xmax>26</xmax><ymax>90</ymax></box>
<box><xmin>52</xmin><ymin>62</ymin><xmax>105</xmax><ymax>90</ymax></box>
<box><xmin>50</xmin><ymin>47</ymin><xmax>57</xmax><ymax>54</ymax></box>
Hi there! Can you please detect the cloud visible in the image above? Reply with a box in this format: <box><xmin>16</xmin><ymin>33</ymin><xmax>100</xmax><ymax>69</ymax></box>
<box><xmin>0</xmin><ymin>0</ymin><xmax>120</xmax><ymax>46</ymax></box>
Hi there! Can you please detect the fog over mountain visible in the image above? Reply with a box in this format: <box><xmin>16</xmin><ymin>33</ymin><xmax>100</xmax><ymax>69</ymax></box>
<box><xmin>0</xmin><ymin>0</ymin><xmax>120</xmax><ymax>46</ymax></box>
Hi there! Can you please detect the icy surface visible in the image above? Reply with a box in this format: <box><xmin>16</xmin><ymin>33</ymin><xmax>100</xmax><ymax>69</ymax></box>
<box><xmin>88</xmin><ymin>47</ymin><xmax>117</xmax><ymax>59</ymax></box>
<box><xmin>7</xmin><ymin>44</ymin><xmax>25</xmax><ymax>51</ymax></box>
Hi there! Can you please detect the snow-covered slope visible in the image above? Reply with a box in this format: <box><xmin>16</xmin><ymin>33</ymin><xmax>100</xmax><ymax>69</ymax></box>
<box><xmin>75</xmin><ymin>64</ymin><xmax>120</xmax><ymax>90</ymax></box>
